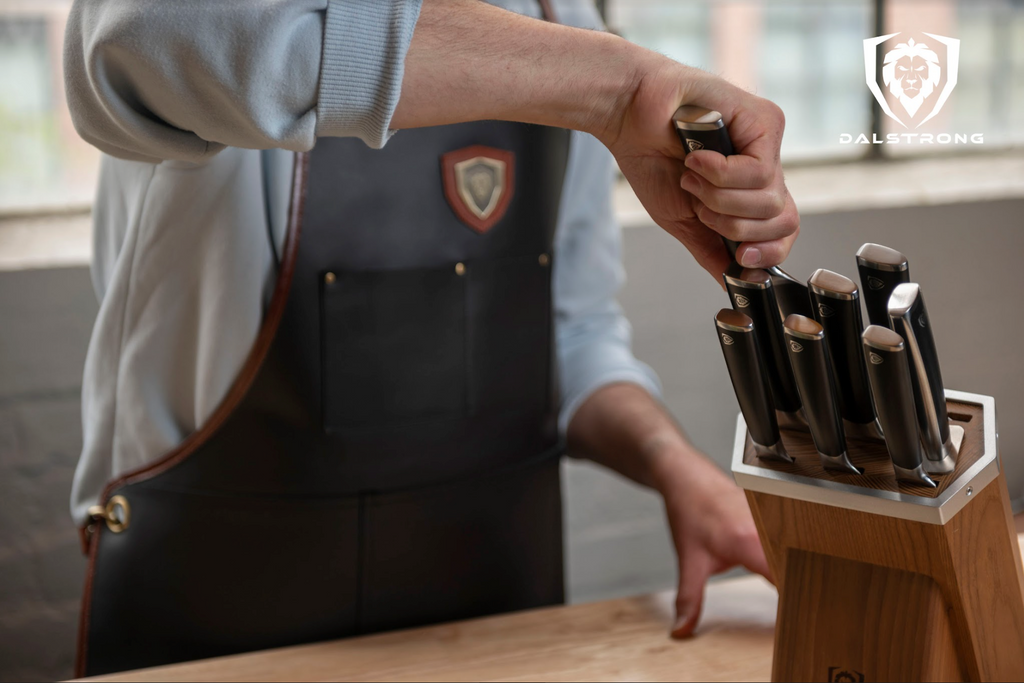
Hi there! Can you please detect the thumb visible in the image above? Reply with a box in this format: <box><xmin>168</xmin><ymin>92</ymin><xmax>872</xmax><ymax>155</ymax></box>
<box><xmin>671</xmin><ymin>550</ymin><xmax>714</xmax><ymax>639</ymax></box>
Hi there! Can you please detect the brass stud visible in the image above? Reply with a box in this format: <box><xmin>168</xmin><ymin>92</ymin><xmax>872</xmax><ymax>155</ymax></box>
<box><xmin>90</xmin><ymin>495</ymin><xmax>131</xmax><ymax>534</ymax></box>
<box><xmin>324</xmin><ymin>272</ymin><xmax>336</xmax><ymax>285</ymax></box>
<box><xmin>455</xmin><ymin>262</ymin><xmax>466</xmax><ymax>276</ymax></box>
<box><xmin>538</xmin><ymin>254</ymin><xmax>550</xmax><ymax>267</ymax></box>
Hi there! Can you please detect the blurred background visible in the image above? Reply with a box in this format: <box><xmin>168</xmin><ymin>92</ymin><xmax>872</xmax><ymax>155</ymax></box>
<box><xmin>1</xmin><ymin>0</ymin><xmax>1023</xmax><ymax>680</ymax></box>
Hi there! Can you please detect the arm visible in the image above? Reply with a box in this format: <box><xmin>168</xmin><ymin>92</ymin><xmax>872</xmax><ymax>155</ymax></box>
<box><xmin>67</xmin><ymin>0</ymin><xmax>796</xmax><ymax>271</ymax></box>
<box><xmin>567</xmin><ymin>383</ymin><xmax>770</xmax><ymax>638</ymax></box>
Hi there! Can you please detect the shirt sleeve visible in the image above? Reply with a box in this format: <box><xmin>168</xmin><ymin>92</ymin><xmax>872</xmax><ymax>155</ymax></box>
<box><xmin>553</xmin><ymin>131</ymin><xmax>664</xmax><ymax>434</ymax></box>
<box><xmin>63</xmin><ymin>0</ymin><xmax>422</xmax><ymax>164</ymax></box>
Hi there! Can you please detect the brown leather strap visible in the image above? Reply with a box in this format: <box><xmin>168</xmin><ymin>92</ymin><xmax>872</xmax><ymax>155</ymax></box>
<box><xmin>537</xmin><ymin>0</ymin><xmax>558</xmax><ymax>23</ymax></box>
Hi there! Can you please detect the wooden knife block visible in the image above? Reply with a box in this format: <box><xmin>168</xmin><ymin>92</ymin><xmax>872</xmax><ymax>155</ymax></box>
<box><xmin>731</xmin><ymin>390</ymin><xmax>1024</xmax><ymax>682</ymax></box>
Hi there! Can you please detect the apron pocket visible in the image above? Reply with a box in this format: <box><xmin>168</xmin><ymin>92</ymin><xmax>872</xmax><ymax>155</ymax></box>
<box><xmin>466</xmin><ymin>253</ymin><xmax>552</xmax><ymax>413</ymax></box>
<box><xmin>321</xmin><ymin>265</ymin><xmax>467</xmax><ymax>430</ymax></box>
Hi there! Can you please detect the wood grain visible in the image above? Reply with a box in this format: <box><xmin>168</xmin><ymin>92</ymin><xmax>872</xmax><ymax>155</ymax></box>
<box><xmin>71</xmin><ymin>526</ymin><xmax>1024</xmax><ymax>683</ymax></box>
<box><xmin>743</xmin><ymin>400</ymin><xmax>983</xmax><ymax>498</ymax></box>
<box><xmin>748</xmin><ymin>470</ymin><xmax>1024</xmax><ymax>681</ymax></box>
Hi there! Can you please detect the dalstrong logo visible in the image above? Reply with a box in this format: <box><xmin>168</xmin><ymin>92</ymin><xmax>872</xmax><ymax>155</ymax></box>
<box><xmin>864</xmin><ymin>32</ymin><xmax>960</xmax><ymax>129</ymax></box>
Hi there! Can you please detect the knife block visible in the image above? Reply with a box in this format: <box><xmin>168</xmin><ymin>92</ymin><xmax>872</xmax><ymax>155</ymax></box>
<box><xmin>732</xmin><ymin>390</ymin><xmax>1024</xmax><ymax>682</ymax></box>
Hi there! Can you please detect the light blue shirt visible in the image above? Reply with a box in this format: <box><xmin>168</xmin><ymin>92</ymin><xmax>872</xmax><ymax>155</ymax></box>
<box><xmin>65</xmin><ymin>0</ymin><xmax>660</xmax><ymax>523</ymax></box>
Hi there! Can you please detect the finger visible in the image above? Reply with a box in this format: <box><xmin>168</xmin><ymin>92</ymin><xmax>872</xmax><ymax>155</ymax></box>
<box><xmin>672</xmin><ymin>549</ymin><xmax>715</xmax><ymax>639</ymax></box>
<box><xmin>681</xmin><ymin>171</ymin><xmax>786</xmax><ymax>220</ymax></box>
<box><xmin>695</xmin><ymin>202</ymin><xmax>799</xmax><ymax>248</ymax></box>
<box><xmin>732</xmin><ymin>222</ymin><xmax>799</xmax><ymax>269</ymax></box>
<box><xmin>683</xmin><ymin>149</ymin><xmax>773</xmax><ymax>190</ymax></box>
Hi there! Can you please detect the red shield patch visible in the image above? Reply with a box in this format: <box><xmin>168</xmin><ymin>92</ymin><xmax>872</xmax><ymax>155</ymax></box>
<box><xmin>441</xmin><ymin>145</ymin><xmax>515</xmax><ymax>234</ymax></box>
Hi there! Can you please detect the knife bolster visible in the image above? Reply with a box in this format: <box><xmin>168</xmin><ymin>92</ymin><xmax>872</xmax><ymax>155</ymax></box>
<box><xmin>733</xmin><ymin>390</ymin><xmax>1024</xmax><ymax>682</ymax></box>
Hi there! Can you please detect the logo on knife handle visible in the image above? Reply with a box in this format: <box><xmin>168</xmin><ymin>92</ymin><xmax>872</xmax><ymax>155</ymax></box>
<box><xmin>722</xmin><ymin>334</ymin><xmax>735</xmax><ymax>346</ymax></box>
<box><xmin>918</xmin><ymin>314</ymin><xmax>928</xmax><ymax>328</ymax></box>
<box><xmin>869</xmin><ymin>352</ymin><xmax>884</xmax><ymax>365</ymax></box>
<box><xmin>734</xmin><ymin>294</ymin><xmax>751</xmax><ymax>308</ymax></box>
<box><xmin>867</xmin><ymin>276</ymin><xmax>886</xmax><ymax>290</ymax></box>
<box><xmin>817</xmin><ymin>303</ymin><xmax>836</xmax><ymax>318</ymax></box>
<box><xmin>789</xmin><ymin>340</ymin><xmax>804</xmax><ymax>353</ymax></box>
<box><xmin>686</xmin><ymin>139</ymin><xmax>704</xmax><ymax>152</ymax></box>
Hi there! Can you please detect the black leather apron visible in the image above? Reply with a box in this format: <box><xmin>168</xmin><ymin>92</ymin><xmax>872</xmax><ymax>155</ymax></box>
<box><xmin>76</xmin><ymin>118</ymin><xmax>571</xmax><ymax>677</ymax></box>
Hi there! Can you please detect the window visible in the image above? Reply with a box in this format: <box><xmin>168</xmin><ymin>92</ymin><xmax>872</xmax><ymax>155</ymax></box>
<box><xmin>607</xmin><ymin>0</ymin><xmax>1024</xmax><ymax>161</ymax></box>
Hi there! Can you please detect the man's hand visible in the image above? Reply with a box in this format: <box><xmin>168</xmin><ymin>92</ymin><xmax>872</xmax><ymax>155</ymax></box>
<box><xmin>395</xmin><ymin>2</ymin><xmax>798</xmax><ymax>282</ymax></box>
<box><xmin>599</xmin><ymin>60</ymin><xmax>799</xmax><ymax>280</ymax></box>
<box><xmin>654</xmin><ymin>440</ymin><xmax>771</xmax><ymax>637</ymax></box>
<box><xmin>567</xmin><ymin>383</ymin><xmax>771</xmax><ymax>638</ymax></box>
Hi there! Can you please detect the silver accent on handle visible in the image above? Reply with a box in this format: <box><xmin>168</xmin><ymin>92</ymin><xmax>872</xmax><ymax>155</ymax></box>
<box><xmin>892</xmin><ymin>463</ymin><xmax>938</xmax><ymax>488</ymax></box>
<box><xmin>818</xmin><ymin>450</ymin><xmax>863</xmax><ymax>475</ymax></box>
<box><xmin>751</xmin><ymin>439</ymin><xmax>794</xmax><ymax>463</ymax></box>
<box><xmin>924</xmin><ymin>424</ymin><xmax>963</xmax><ymax>475</ymax></box>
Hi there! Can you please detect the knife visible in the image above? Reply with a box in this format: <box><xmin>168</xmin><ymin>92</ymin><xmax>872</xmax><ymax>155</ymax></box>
<box><xmin>861</xmin><ymin>325</ymin><xmax>937</xmax><ymax>487</ymax></box>
<box><xmin>808</xmin><ymin>268</ymin><xmax>884</xmax><ymax>441</ymax></box>
<box><xmin>723</xmin><ymin>265</ymin><xmax>803</xmax><ymax>425</ymax></box>
<box><xmin>715</xmin><ymin>309</ymin><xmax>793</xmax><ymax>463</ymax></box>
<box><xmin>674</xmin><ymin>105</ymin><xmax>812</xmax><ymax>320</ymax></box>
<box><xmin>856</xmin><ymin>243</ymin><xmax>910</xmax><ymax>329</ymax></box>
<box><xmin>783</xmin><ymin>314</ymin><xmax>861</xmax><ymax>475</ymax></box>
<box><xmin>888</xmin><ymin>283</ymin><xmax>957</xmax><ymax>474</ymax></box>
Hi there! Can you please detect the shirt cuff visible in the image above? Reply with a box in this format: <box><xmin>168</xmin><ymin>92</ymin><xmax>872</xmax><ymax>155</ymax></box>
<box><xmin>316</xmin><ymin>0</ymin><xmax>423</xmax><ymax>148</ymax></box>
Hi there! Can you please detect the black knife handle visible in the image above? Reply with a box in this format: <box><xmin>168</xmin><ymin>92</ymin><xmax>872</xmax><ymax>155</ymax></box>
<box><xmin>808</xmin><ymin>269</ymin><xmax>876</xmax><ymax>425</ymax></box>
<box><xmin>714</xmin><ymin>309</ymin><xmax>787</xmax><ymax>459</ymax></box>
<box><xmin>673</xmin><ymin>105</ymin><xmax>739</xmax><ymax>259</ymax></box>
<box><xmin>856</xmin><ymin>243</ymin><xmax>910</xmax><ymax>329</ymax></box>
<box><xmin>783</xmin><ymin>315</ymin><xmax>847</xmax><ymax>459</ymax></box>
<box><xmin>888</xmin><ymin>283</ymin><xmax>952</xmax><ymax>455</ymax></box>
<box><xmin>723</xmin><ymin>265</ymin><xmax>802</xmax><ymax>413</ymax></box>
<box><xmin>862</xmin><ymin>325</ymin><xmax>933</xmax><ymax>483</ymax></box>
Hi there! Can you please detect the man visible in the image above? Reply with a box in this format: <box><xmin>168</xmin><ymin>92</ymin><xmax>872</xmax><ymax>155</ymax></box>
<box><xmin>65</xmin><ymin>0</ymin><xmax>799</xmax><ymax>676</ymax></box>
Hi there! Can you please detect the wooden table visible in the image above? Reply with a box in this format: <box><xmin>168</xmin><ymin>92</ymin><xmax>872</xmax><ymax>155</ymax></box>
<box><xmin>82</xmin><ymin>528</ymin><xmax>1024</xmax><ymax>682</ymax></box>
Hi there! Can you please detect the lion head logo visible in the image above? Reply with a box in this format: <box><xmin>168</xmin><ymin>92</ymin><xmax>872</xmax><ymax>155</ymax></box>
<box><xmin>864</xmin><ymin>32</ymin><xmax>960</xmax><ymax>128</ymax></box>
<box><xmin>883</xmin><ymin>38</ymin><xmax>941</xmax><ymax>118</ymax></box>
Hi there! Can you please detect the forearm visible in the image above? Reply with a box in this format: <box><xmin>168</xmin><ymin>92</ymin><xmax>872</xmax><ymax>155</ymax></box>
<box><xmin>566</xmin><ymin>382</ymin><xmax>721</xmax><ymax>495</ymax></box>
<box><xmin>393</xmin><ymin>0</ymin><xmax>654</xmax><ymax>144</ymax></box>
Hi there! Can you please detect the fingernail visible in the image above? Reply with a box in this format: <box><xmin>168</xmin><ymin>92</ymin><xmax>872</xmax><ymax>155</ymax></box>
<box><xmin>684</xmin><ymin>154</ymin><xmax>700</xmax><ymax>171</ymax></box>
<box><xmin>672</xmin><ymin>614</ymin><xmax>688</xmax><ymax>633</ymax></box>
<box><xmin>680</xmin><ymin>173</ymin><xmax>699</xmax><ymax>193</ymax></box>
<box><xmin>741</xmin><ymin>248</ymin><xmax>762</xmax><ymax>267</ymax></box>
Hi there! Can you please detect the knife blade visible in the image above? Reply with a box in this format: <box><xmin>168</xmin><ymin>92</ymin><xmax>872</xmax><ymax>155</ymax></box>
<box><xmin>674</xmin><ymin>105</ymin><xmax>812</xmax><ymax>320</ymax></box>
<box><xmin>861</xmin><ymin>325</ymin><xmax>937</xmax><ymax>487</ymax></box>
<box><xmin>888</xmin><ymin>283</ymin><xmax>957</xmax><ymax>474</ymax></box>
<box><xmin>856</xmin><ymin>243</ymin><xmax>910</xmax><ymax>329</ymax></box>
<box><xmin>783</xmin><ymin>314</ymin><xmax>861</xmax><ymax>475</ymax></box>
<box><xmin>715</xmin><ymin>309</ymin><xmax>792</xmax><ymax>462</ymax></box>
<box><xmin>808</xmin><ymin>268</ymin><xmax>884</xmax><ymax>440</ymax></box>
<box><xmin>723</xmin><ymin>265</ymin><xmax>802</xmax><ymax>422</ymax></box>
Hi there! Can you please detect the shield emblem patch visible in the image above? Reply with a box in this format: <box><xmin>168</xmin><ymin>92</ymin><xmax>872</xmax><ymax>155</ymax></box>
<box><xmin>441</xmin><ymin>145</ymin><xmax>515</xmax><ymax>234</ymax></box>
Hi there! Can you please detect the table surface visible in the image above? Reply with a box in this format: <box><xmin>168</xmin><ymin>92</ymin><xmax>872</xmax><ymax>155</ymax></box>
<box><xmin>81</xmin><ymin>523</ymin><xmax>1024</xmax><ymax>683</ymax></box>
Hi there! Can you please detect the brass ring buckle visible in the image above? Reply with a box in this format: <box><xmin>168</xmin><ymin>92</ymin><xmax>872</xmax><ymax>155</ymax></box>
<box><xmin>87</xmin><ymin>495</ymin><xmax>131</xmax><ymax>534</ymax></box>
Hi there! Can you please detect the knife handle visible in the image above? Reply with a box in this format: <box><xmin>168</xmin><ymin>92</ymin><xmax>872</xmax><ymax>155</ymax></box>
<box><xmin>888</xmin><ymin>283</ymin><xmax>955</xmax><ymax>471</ymax></box>
<box><xmin>856</xmin><ymin>243</ymin><xmax>910</xmax><ymax>329</ymax></box>
<box><xmin>715</xmin><ymin>309</ymin><xmax>791</xmax><ymax>462</ymax></box>
<box><xmin>784</xmin><ymin>315</ymin><xmax>860</xmax><ymax>474</ymax></box>
<box><xmin>673</xmin><ymin>106</ymin><xmax>739</xmax><ymax>259</ymax></box>
<box><xmin>723</xmin><ymin>265</ymin><xmax>802</xmax><ymax>414</ymax></box>
<box><xmin>808</xmin><ymin>270</ymin><xmax>876</xmax><ymax>425</ymax></box>
<box><xmin>862</xmin><ymin>325</ymin><xmax>936</xmax><ymax>487</ymax></box>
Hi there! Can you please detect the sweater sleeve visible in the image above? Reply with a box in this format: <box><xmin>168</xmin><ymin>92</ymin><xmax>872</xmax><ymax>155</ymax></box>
<box><xmin>63</xmin><ymin>0</ymin><xmax>422</xmax><ymax>164</ymax></box>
